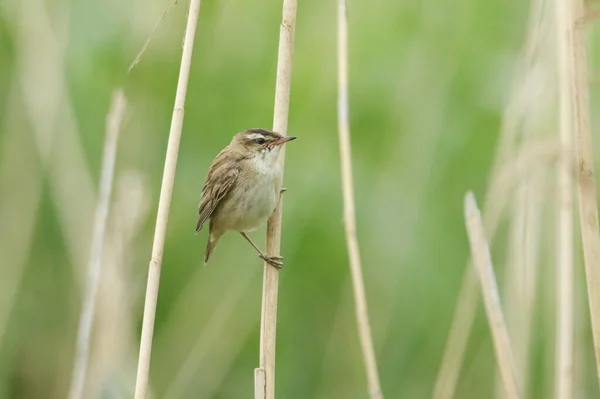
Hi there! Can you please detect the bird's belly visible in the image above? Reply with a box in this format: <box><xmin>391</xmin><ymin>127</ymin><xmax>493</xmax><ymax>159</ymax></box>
<box><xmin>217</xmin><ymin>178</ymin><xmax>280</xmax><ymax>232</ymax></box>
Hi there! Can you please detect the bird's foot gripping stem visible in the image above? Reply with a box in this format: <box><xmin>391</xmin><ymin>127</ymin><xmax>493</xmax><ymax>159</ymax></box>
<box><xmin>259</xmin><ymin>254</ymin><xmax>283</xmax><ymax>269</ymax></box>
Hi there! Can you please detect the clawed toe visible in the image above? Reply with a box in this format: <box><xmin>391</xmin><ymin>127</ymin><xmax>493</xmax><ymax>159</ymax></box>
<box><xmin>259</xmin><ymin>254</ymin><xmax>284</xmax><ymax>269</ymax></box>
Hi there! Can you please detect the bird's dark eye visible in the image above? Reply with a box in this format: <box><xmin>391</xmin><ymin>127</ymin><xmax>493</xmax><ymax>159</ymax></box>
<box><xmin>256</xmin><ymin>138</ymin><xmax>266</xmax><ymax>145</ymax></box>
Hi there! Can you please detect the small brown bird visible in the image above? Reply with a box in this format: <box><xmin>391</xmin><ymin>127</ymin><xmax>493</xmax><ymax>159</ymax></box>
<box><xmin>195</xmin><ymin>128</ymin><xmax>296</xmax><ymax>268</ymax></box>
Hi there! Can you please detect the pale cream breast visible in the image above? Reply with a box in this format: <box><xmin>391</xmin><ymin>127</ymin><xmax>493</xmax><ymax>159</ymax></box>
<box><xmin>213</xmin><ymin>151</ymin><xmax>283</xmax><ymax>233</ymax></box>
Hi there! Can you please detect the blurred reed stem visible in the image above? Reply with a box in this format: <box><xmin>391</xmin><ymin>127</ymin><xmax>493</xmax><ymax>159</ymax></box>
<box><xmin>464</xmin><ymin>192</ymin><xmax>520</xmax><ymax>399</ymax></box>
<box><xmin>134</xmin><ymin>1</ymin><xmax>202</xmax><ymax>397</ymax></box>
<box><xmin>500</xmin><ymin>40</ymin><xmax>553</xmax><ymax>394</ymax></box>
<box><xmin>554</xmin><ymin>0</ymin><xmax>575</xmax><ymax>395</ymax></box>
<box><xmin>570</xmin><ymin>0</ymin><xmax>600</xmax><ymax>386</ymax></box>
<box><xmin>501</xmin><ymin>116</ymin><xmax>547</xmax><ymax>398</ymax></box>
<box><xmin>17</xmin><ymin>0</ymin><xmax>96</xmax><ymax>274</ymax></box>
<box><xmin>433</xmin><ymin>0</ymin><xmax>546</xmax><ymax>396</ymax></box>
<box><xmin>68</xmin><ymin>90</ymin><xmax>126</xmax><ymax>399</ymax></box>
<box><xmin>432</xmin><ymin>141</ymin><xmax>558</xmax><ymax>398</ymax></box>
<box><xmin>254</xmin><ymin>1</ymin><xmax>297</xmax><ymax>398</ymax></box>
<box><xmin>336</xmin><ymin>0</ymin><xmax>383</xmax><ymax>397</ymax></box>
<box><xmin>89</xmin><ymin>171</ymin><xmax>149</xmax><ymax>397</ymax></box>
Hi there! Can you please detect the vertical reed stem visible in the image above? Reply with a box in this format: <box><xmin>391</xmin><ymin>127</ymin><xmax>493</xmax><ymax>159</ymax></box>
<box><xmin>433</xmin><ymin>1</ymin><xmax>545</xmax><ymax>395</ymax></box>
<box><xmin>464</xmin><ymin>191</ymin><xmax>520</xmax><ymax>399</ymax></box>
<box><xmin>337</xmin><ymin>0</ymin><xmax>383</xmax><ymax>397</ymax></box>
<box><xmin>570</xmin><ymin>0</ymin><xmax>600</xmax><ymax>385</ymax></box>
<box><xmin>254</xmin><ymin>1</ymin><xmax>297</xmax><ymax>398</ymax></box>
<box><xmin>554</xmin><ymin>0</ymin><xmax>575</xmax><ymax>395</ymax></box>
<box><xmin>68</xmin><ymin>90</ymin><xmax>126</xmax><ymax>399</ymax></box>
<box><xmin>134</xmin><ymin>1</ymin><xmax>202</xmax><ymax>397</ymax></box>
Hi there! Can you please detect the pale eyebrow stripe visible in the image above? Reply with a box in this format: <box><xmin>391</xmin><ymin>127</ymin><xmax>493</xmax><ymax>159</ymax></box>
<box><xmin>247</xmin><ymin>133</ymin><xmax>267</xmax><ymax>141</ymax></box>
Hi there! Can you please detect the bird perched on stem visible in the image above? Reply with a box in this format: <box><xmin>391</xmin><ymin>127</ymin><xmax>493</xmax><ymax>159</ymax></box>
<box><xmin>195</xmin><ymin>128</ymin><xmax>296</xmax><ymax>268</ymax></box>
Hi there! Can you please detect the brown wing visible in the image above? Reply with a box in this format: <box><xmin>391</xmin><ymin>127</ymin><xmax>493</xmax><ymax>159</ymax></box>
<box><xmin>195</xmin><ymin>152</ymin><xmax>239</xmax><ymax>233</ymax></box>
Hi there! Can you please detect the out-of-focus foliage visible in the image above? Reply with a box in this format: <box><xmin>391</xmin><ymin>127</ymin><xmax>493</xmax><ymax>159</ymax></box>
<box><xmin>1</xmin><ymin>0</ymin><xmax>600</xmax><ymax>398</ymax></box>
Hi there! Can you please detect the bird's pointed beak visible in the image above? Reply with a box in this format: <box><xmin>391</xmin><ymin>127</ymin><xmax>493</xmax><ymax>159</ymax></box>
<box><xmin>271</xmin><ymin>136</ymin><xmax>297</xmax><ymax>147</ymax></box>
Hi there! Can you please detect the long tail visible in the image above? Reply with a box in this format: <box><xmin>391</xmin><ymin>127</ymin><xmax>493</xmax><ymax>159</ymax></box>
<box><xmin>204</xmin><ymin>222</ymin><xmax>221</xmax><ymax>265</ymax></box>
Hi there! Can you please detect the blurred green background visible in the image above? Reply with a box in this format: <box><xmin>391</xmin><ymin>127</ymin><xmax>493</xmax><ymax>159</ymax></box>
<box><xmin>1</xmin><ymin>0</ymin><xmax>600</xmax><ymax>398</ymax></box>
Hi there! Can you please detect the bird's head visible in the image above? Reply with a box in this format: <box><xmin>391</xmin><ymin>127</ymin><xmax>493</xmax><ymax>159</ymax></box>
<box><xmin>231</xmin><ymin>128</ymin><xmax>297</xmax><ymax>158</ymax></box>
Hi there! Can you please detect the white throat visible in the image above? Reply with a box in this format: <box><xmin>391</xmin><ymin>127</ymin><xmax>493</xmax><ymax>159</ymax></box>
<box><xmin>251</xmin><ymin>145</ymin><xmax>283</xmax><ymax>176</ymax></box>
<box><xmin>261</xmin><ymin>145</ymin><xmax>282</xmax><ymax>162</ymax></box>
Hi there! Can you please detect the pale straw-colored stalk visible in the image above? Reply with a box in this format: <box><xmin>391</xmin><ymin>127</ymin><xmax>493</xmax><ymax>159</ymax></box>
<box><xmin>254</xmin><ymin>1</ymin><xmax>297</xmax><ymax>398</ymax></box>
<box><xmin>433</xmin><ymin>141</ymin><xmax>557</xmax><ymax>398</ymax></box>
<box><xmin>88</xmin><ymin>171</ymin><xmax>149</xmax><ymax>398</ymax></box>
<box><xmin>335</xmin><ymin>0</ymin><xmax>383</xmax><ymax>397</ymax></box>
<box><xmin>16</xmin><ymin>0</ymin><xmax>96</xmax><ymax>274</ymax></box>
<box><xmin>464</xmin><ymin>191</ymin><xmax>520</xmax><ymax>399</ymax></box>
<box><xmin>501</xmin><ymin>164</ymin><xmax>541</xmax><ymax>397</ymax></box>
<box><xmin>570</xmin><ymin>0</ymin><xmax>600</xmax><ymax>385</ymax></box>
<box><xmin>134</xmin><ymin>1</ymin><xmax>202</xmax><ymax>397</ymax></box>
<box><xmin>433</xmin><ymin>0</ymin><xmax>546</xmax><ymax>395</ymax></box>
<box><xmin>554</xmin><ymin>0</ymin><xmax>575</xmax><ymax>394</ymax></box>
<box><xmin>499</xmin><ymin>61</ymin><xmax>551</xmax><ymax>396</ymax></box>
<box><xmin>68</xmin><ymin>90</ymin><xmax>126</xmax><ymax>399</ymax></box>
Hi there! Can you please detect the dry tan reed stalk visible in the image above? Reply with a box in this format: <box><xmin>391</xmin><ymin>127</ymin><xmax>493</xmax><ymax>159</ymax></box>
<box><xmin>433</xmin><ymin>1</ymin><xmax>546</xmax><ymax>396</ymax></box>
<box><xmin>16</xmin><ymin>0</ymin><xmax>96</xmax><ymax>272</ymax></box>
<box><xmin>88</xmin><ymin>171</ymin><xmax>149</xmax><ymax>397</ymax></box>
<box><xmin>501</xmin><ymin>128</ymin><xmax>546</xmax><ymax>398</ymax></box>
<box><xmin>431</xmin><ymin>92</ymin><xmax>521</xmax><ymax>398</ymax></box>
<box><xmin>68</xmin><ymin>90</ymin><xmax>127</xmax><ymax>399</ymax></box>
<box><xmin>254</xmin><ymin>1</ymin><xmax>297</xmax><ymax>398</ymax></box>
<box><xmin>570</xmin><ymin>0</ymin><xmax>600</xmax><ymax>384</ymax></box>
<box><xmin>10</xmin><ymin>1</ymin><xmax>131</xmax><ymax>395</ymax></box>
<box><xmin>336</xmin><ymin>0</ymin><xmax>383</xmax><ymax>397</ymax></box>
<box><xmin>498</xmin><ymin>56</ymin><xmax>553</xmax><ymax>394</ymax></box>
<box><xmin>554</xmin><ymin>0</ymin><xmax>575</xmax><ymax>395</ymax></box>
<box><xmin>134</xmin><ymin>1</ymin><xmax>202</xmax><ymax>397</ymax></box>
<box><xmin>437</xmin><ymin>93</ymin><xmax>534</xmax><ymax>399</ymax></box>
<box><xmin>437</xmin><ymin>143</ymin><xmax>560</xmax><ymax>399</ymax></box>
<box><xmin>13</xmin><ymin>3</ymin><xmax>128</xmax><ymax>394</ymax></box>
<box><xmin>433</xmin><ymin>269</ymin><xmax>479</xmax><ymax>399</ymax></box>
<box><xmin>500</xmin><ymin>179</ymin><xmax>528</xmax><ymax>399</ymax></box>
<box><xmin>433</xmin><ymin>142</ymin><xmax>558</xmax><ymax>399</ymax></box>
<box><xmin>517</xmin><ymin>154</ymin><xmax>544</xmax><ymax>389</ymax></box>
<box><xmin>464</xmin><ymin>191</ymin><xmax>520</xmax><ymax>399</ymax></box>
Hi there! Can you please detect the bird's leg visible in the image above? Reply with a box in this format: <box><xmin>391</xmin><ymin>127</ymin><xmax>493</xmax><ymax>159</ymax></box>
<box><xmin>240</xmin><ymin>232</ymin><xmax>283</xmax><ymax>269</ymax></box>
